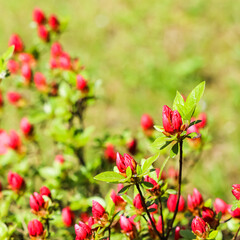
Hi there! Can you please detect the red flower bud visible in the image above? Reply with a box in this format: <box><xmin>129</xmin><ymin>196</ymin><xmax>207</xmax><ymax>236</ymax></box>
<box><xmin>48</xmin><ymin>15</ymin><xmax>60</xmax><ymax>31</ymax></box>
<box><xmin>51</xmin><ymin>42</ymin><xmax>63</xmax><ymax>57</ymax></box>
<box><xmin>167</xmin><ymin>194</ymin><xmax>185</xmax><ymax>212</ymax></box>
<box><xmin>62</xmin><ymin>207</ymin><xmax>75</xmax><ymax>227</ymax></box>
<box><xmin>214</xmin><ymin>198</ymin><xmax>229</xmax><ymax>215</ymax></box>
<box><xmin>104</xmin><ymin>143</ymin><xmax>117</xmax><ymax>163</ymax></box>
<box><xmin>232</xmin><ymin>184</ymin><xmax>240</xmax><ymax>200</ymax></box>
<box><xmin>59</xmin><ymin>52</ymin><xmax>71</xmax><ymax>70</ymax></box>
<box><xmin>144</xmin><ymin>176</ymin><xmax>159</xmax><ymax>193</ymax></box>
<box><xmin>201</xmin><ymin>206</ymin><xmax>219</xmax><ymax>229</ymax></box>
<box><xmin>0</xmin><ymin>92</ymin><xmax>3</xmax><ymax>108</ymax></box>
<box><xmin>21</xmin><ymin>64</ymin><xmax>32</xmax><ymax>83</ymax></box>
<box><xmin>20</xmin><ymin>117</ymin><xmax>33</xmax><ymax>136</ymax></box>
<box><xmin>75</xmin><ymin>221</ymin><xmax>92</xmax><ymax>240</ymax></box>
<box><xmin>40</xmin><ymin>186</ymin><xmax>51</xmax><ymax>199</ymax></box>
<box><xmin>110</xmin><ymin>190</ymin><xmax>125</xmax><ymax>205</ymax></box>
<box><xmin>76</xmin><ymin>75</ymin><xmax>88</xmax><ymax>92</ymax></box>
<box><xmin>230</xmin><ymin>208</ymin><xmax>240</xmax><ymax>219</ymax></box>
<box><xmin>80</xmin><ymin>212</ymin><xmax>90</xmax><ymax>223</ymax></box>
<box><xmin>120</xmin><ymin>216</ymin><xmax>133</xmax><ymax>233</ymax></box>
<box><xmin>87</xmin><ymin>217</ymin><xmax>95</xmax><ymax>228</ymax></box>
<box><xmin>0</xmin><ymin>130</ymin><xmax>9</xmax><ymax>155</ymax></box>
<box><xmin>8</xmin><ymin>171</ymin><xmax>25</xmax><ymax>191</ymax></box>
<box><xmin>168</xmin><ymin>167</ymin><xmax>179</xmax><ymax>180</ymax></box>
<box><xmin>92</xmin><ymin>200</ymin><xmax>105</xmax><ymax>219</ymax></box>
<box><xmin>191</xmin><ymin>216</ymin><xmax>209</xmax><ymax>238</ymax></box>
<box><xmin>33</xmin><ymin>8</ymin><xmax>46</xmax><ymax>25</ymax></box>
<box><xmin>175</xmin><ymin>226</ymin><xmax>183</xmax><ymax>240</ymax></box>
<box><xmin>156</xmin><ymin>216</ymin><xmax>163</xmax><ymax>233</ymax></box>
<box><xmin>8</xmin><ymin>60</ymin><xmax>19</xmax><ymax>74</ymax></box>
<box><xmin>7</xmin><ymin>130</ymin><xmax>21</xmax><ymax>151</ymax></box>
<box><xmin>50</xmin><ymin>58</ymin><xmax>59</xmax><ymax>69</ymax></box>
<box><xmin>19</xmin><ymin>53</ymin><xmax>36</xmax><ymax>67</ymax></box>
<box><xmin>141</xmin><ymin>114</ymin><xmax>154</xmax><ymax>130</ymax></box>
<box><xmin>8</xmin><ymin>34</ymin><xmax>24</xmax><ymax>53</ymax></box>
<box><xmin>38</xmin><ymin>25</ymin><xmax>49</xmax><ymax>42</ymax></box>
<box><xmin>187</xmin><ymin>188</ymin><xmax>203</xmax><ymax>211</ymax></box>
<box><xmin>127</xmin><ymin>138</ymin><xmax>137</xmax><ymax>155</ymax></box>
<box><xmin>116</xmin><ymin>152</ymin><xmax>137</xmax><ymax>174</ymax></box>
<box><xmin>55</xmin><ymin>154</ymin><xmax>65</xmax><ymax>164</ymax></box>
<box><xmin>30</xmin><ymin>192</ymin><xmax>45</xmax><ymax>212</ymax></box>
<box><xmin>7</xmin><ymin>91</ymin><xmax>22</xmax><ymax>105</ymax></box>
<box><xmin>162</xmin><ymin>105</ymin><xmax>183</xmax><ymax>134</ymax></box>
<box><xmin>195</xmin><ymin>113</ymin><xmax>207</xmax><ymax>129</ymax></box>
<box><xmin>133</xmin><ymin>194</ymin><xmax>144</xmax><ymax>210</ymax></box>
<box><xmin>28</xmin><ymin>219</ymin><xmax>44</xmax><ymax>237</ymax></box>
<box><xmin>34</xmin><ymin>72</ymin><xmax>47</xmax><ymax>91</ymax></box>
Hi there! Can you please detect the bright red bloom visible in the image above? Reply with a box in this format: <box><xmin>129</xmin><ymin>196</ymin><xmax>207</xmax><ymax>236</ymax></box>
<box><xmin>20</xmin><ymin>117</ymin><xmax>33</xmax><ymax>136</ymax></box>
<box><xmin>92</xmin><ymin>200</ymin><xmax>105</xmax><ymax>219</ymax></box>
<box><xmin>75</xmin><ymin>221</ymin><xmax>92</xmax><ymax>240</ymax></box>
<box><xmin>38</xmin><ymin>25</ymin><xmax>49</xmax><ymax>42</ymax></box>
<box><xmin>141</xmin><ymin>114</ymin><xmax>154</xmax><ymax>130</ymax></box>
<box><xmin>187</xmin><ymin>188</ymin><xmax>203</xmax><ymax>211</ymax></box>
<box><xmin>104</xmin><ymin>143</ymin><xmax>117</xmax><ymax>163</ymax></box>
<box><xmin>8</xmin><ymin>60</ymin><xmax>19</xmax><ymax>74</ymax></box>
<box><xmin>40</xmin><ymin>186</ymin><xmax>51</xmax><ymax>199</ymax></box>
<box><xmin>167</xmin><ymin>194</ymin><xmax>185</xmax><ymax>212</ymax></box>
<box><xmin>51</xmin><ymin>42</ymin><xmax>63</xmax><ymax>57</ymax></box>
<box><xmin>33</xmin><ymin>8</ymin><xmax>46</xmax><ymax>24</ymax></box>
<box><xmin>8</xmin><ymin>34</ymin><xmax>24</xmax><ymax>53</ymax></box>
<box><xmin>76</xmin><ymin>75</ymin><xmax>88</xmax><ymax>92</ymax></box>
<box><xmin>116</xmin><ymin>152</ymin><xmax>137</xmax><ymax>174</ymax></box>
<box><xmin>55</xmin><ymin>154</ymin><xmax>65</xmax><ymax>164</ymax></box>
<box><xmin>28</xmin><ymin>219</ymin><xmax>44</xmax><ymax>237</ymax></box>
<box><xmin>8</xmin><ymin>171</ymin><xmax>25</xmax><ymax>191</ymax></box>
<box><xmin>7</xmin><ymin>130</ymin><xmax>21</xmax><ymax>150</ymax></box>
<box><xmin>232</xmin><ymin>184</ymin><xmax>240</xmax><ymax>200</ymax></box>
<box><xmin>21</xmin><ymin>64</ymin><xmax>32</xmax><ymax>83</ymax></box>
<box><xmin>7</xmin><ymin>91</ymin><xmax>22</xmax><ymax>105</ymax></box>
<box><xmin>214</xmin><ymin>198</ymin><xmax>229</xmax><ymax>215</ymax></box>
<box><xmin>30</xmin><ymin>192</ymin><xmax>45</xmax><ymax>212</ymax></box>
<box><xmin>120</xmin><ymin>216</ymin><xmax>133</xmax><ymax>233</ymax></box>
<box><xmin>48</xmin><ymin>15</ymin><xmax>60</xmax><ymax>31</ymax></box>
<box><xmin>34</xmin><ymin>72</ymin><xmax>47</xmax><ymax>91</ymax></box>
<box><xmin>133</xmin><ymin>194</ymin><xmax>144</xmax><ymax>210</ymax></box>
<box><xmin>162</xmin><ymin>105</ymin><xmax>183</xmax><ymax>134</ymax></box>
<box><xmin>191</xmin><ymin>216</ymin><xmax>209</xmax><ymax>238</ymax></box>
<box><xmin>62</xmin><ymin>207</ymin><xmax>75</xmax><ymax>227</ymax></box>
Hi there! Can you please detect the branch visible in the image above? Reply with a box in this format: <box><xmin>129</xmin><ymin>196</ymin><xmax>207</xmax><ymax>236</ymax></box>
<box><xmin>232</xmin><ymin>225</ymin><xmax>240</xmax><ymax>240</ymax></box>
<box><xmin>135</xmin><ymin>183</ymin><xmax>163</xmax><ymax>240</ymax></box>
<box><xmin>166</xmin><ymin>139</ymin><xmax>183</xmax><ymax>239</ymax></box>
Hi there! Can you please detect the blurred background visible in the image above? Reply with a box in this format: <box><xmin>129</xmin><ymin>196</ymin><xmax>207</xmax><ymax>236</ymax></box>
<box><xmin>1</xmin><ymin>0</ymin><xmax>240</xmax><ymax>201</ymax></box>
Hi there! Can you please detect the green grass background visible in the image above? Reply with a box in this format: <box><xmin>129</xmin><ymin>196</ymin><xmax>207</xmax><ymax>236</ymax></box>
<box><xmin>1</xmin><ymin>0</ymin><xmax>240</xmax><ymax>202</ymax></box>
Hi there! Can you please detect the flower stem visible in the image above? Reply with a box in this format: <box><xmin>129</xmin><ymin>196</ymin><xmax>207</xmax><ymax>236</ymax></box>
<box><xmin>232</xmin><ymin>225</ymin><xmax>240</xmax><ymax>240</ymax></box>
<box><xmin>135</xmin><ymin>183</ymin><xmax>163</xmax><ymax>240</ymax></box>
<box><xmin>166</xmin><ymin>139</ymin><xmax>183</xmax><ymax>239</ymax></box>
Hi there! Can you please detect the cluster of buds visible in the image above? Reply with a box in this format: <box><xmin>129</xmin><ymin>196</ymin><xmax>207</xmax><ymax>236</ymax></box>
<box><xmin>50</xmin><ymin>42</ymin><xmax>81</xmax><ymax>72</ymax></box>
<box><xmin>191</xmin><ymin>216</ymin><xmax>210</xmax><ymax>239</ymax></box>
<box><xmin>187</xmin><ymin>188</ymin><xmax>204</xmax><ymax>213</ymax></box>
<box><xmin>29</xmin><ymin>186</ymin><xmax>51</xmax><ymax>216</ymax></box>
<box><xmin>33</xmin><ymin>8</ymin><xmax>60</xmax><ymax>42</ymax></box>
<box><xmin>116</xmin><ymin>152</ymin><xmax>137</xmax><ymax>176</ymax></box>
<box><xmin>162</xmin><ymin>105</ymin><xmax>184</xmax><ymax>136</ymax></box>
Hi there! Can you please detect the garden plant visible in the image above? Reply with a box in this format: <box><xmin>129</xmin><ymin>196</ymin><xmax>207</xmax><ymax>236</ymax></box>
<box><xmin>0</xmin><ymin>7</ymin><xmax>240</xmax><ymax>240</ymax></box>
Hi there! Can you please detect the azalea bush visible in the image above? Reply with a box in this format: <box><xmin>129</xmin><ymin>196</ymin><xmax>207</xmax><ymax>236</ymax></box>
<box><xmin>0</xmin><ymin>7</ymin><xmax>240</xmax><ymax>240</ymax></box>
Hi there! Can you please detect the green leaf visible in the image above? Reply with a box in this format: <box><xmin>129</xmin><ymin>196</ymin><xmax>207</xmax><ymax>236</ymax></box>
<box><xmin>173</xmin><ymin>91</ymin><xmax>185</xmax><ymax>111</ymax></box>
<box><xmin>170</xmin><ymin>142</ymin><xmax>178</xmax><ymax>158</ymax></box>
<box><xmin>154</xmin><ymin>125</ymin><xmax>164</xmax><ymax>132</ymax></box>
<box><xmin>166</xmin><ymin>189</ymin><xmax>177</xmax><ymax>194</ymax></box>
<box><xmin>141</xmin><ymin>181</ymin><xmax>154</xmax><ymax>189</ymax></box>
<box><xmin>208</xmin><ymin>230</ymin><xmax>218</xmax><ymax>239</ymax></box>
<box><xmin>118</xmin><ymin>185</ymin><xmax>131</xmax><ymax>195</ymax></box>
<box><xmin>2</xmin><ymin>46</ymin><xmax>14</xmax><ymax>61</ymax></box>
<box><xmin>158</xmin><ymin>157</ymin><xmax>169</xmax><ymax>181</ymax></box>
<box><xmin>152</xmin><ymin>136</ymin><xmax>168</xmax><ymax>149</ymax></box>
<box><xmin>0</xmin><ymin>221</ymin><xmax>8</xmax><ymax>239</ymax></box>
<box><xmin>94</xmin><ymin>171</ymin><xmax>125</xmax><ymax>183</ymax></box>
<box><xmin>180</xmin><ymin>229</ymin><xmax>195</xmax><ymax>240</ymax></box>
<box><xmin>142</xmin><ymin>152</ymin><xmax>160</xmax><ymax>174</ymax></box>
<box><xmin>188</xmin><ymin>120</ymin><xmax>202</xmax><ymax>128</ymax></box>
